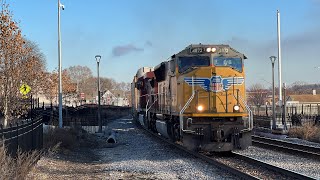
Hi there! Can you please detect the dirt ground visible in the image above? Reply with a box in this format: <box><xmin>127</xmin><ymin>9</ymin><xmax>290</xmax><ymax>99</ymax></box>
<box><xmin>27</xmin><ymin>148</ymin><xmax>108</xmax><ymax>180</ymax></box>
<box><xmin>26</xmin><ymin>130</ymin><xmax>154</xmax><ymax>180</ymax></box>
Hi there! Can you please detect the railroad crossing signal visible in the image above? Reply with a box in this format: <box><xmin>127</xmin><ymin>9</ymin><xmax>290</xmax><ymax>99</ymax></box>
<box><xmin>19</xmin><ymin>84</ymin><xmax>31</xmax><ymax>96</ymax></box>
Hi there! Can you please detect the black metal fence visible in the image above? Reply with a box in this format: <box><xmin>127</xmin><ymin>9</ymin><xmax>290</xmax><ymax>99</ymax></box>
<box><xmin>42</xmin><ymin>104</ymin><xmax>130</xmax><ymax>126</ymax></box>
<box><xmin>0</xmin><ymin>117</ymin><xmax>43</xmax><ymax>157</ymax></box>
<box><xmin>251</xmin><ymin>104</ymin><xmax>320</xmax><ymax>117</ymax></box>
<box><xmin>251</xmin><ymin>104</ymin><xmax>320</xmax><ymax>129</ymax></box>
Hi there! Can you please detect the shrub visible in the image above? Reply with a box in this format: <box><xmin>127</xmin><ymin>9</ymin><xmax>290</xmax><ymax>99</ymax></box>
<box><xmin>43</xmin><ymin>127</ymin><xmax>80</xmax><ymax>152</ymax></box>
<box><xmin>288</xmin><ymin>124</ymin><xmax>320</xmax><ymax>143</ymax></box>
<box><xmin>43</xmin><ymin>127</ymin><xmax>98</xmax><ymax>153</ymax></box>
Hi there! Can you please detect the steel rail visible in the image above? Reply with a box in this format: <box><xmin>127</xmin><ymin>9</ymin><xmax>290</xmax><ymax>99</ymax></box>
<box><xmin>232</xmin><ymin>153</ymin><xmax>316</xmax><ymax>180</ymax></box>
<box><xmin>252</xmin><ymin>135</ymin><xmax>320</xmax><ymax>158</ymax></box>
<box><xmin>137</xmin><ymin>121</ymin><xmax>317</xmax><ymax>179</ymax></box>
<box><xmin>138</xmin><ymin>124</ymin><xmax>258</xmax><ymax>180</ymax></box>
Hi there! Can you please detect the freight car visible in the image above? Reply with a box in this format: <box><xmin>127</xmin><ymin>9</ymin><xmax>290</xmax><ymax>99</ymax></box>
<box><xmin>131</xmin><ymin>44</ymin><xmax>252</xmax><ymax>152</ymax></box>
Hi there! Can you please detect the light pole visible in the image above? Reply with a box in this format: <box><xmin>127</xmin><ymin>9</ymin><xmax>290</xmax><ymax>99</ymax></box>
<box><xmin>95</xmin><ymin>55</ymin><xmax>102</xmax><ymax>133</ymax></box>
<box><xmin>58</xmin><ymin>0</ymin><xmax>65</xmax><ymax>128</ymax></box>
<box><xmin>277</xmin><ymin>10</ymin><xmax>282</xmax><ymax>106</ymax></box>
<box><xmin>270</xmin><ymin>56</ymin><xmax>277</xmax><ymax>130</ymax></box>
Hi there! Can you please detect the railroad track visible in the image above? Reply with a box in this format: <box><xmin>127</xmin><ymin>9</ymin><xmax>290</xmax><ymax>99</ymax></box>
<box><xmin>137</xmin><ymin>122</ymin><xmax>315</xmax><ymax>179</ymax></box>
<box><xmin>252</xmin><ymin>135</ymin><xmax>320</xmax><ymax>159</ymax></box>
<box><xmin>229</xmin><ymin>153</ymin><xmax>315</xmax><ymax>180</ymax></box>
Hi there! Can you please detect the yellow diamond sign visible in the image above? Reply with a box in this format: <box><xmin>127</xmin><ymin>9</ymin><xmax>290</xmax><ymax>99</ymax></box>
<box><xmin>20</xmin><ymin>84</ymin><xmax>31</xmax><ymax>95</ymax></box>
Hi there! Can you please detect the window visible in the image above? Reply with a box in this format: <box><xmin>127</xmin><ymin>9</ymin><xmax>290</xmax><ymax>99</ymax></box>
<box><xmin>178</xmin><ymin>56</ymin><xmax>210</xmax><ymax>73</ymax></box>
<box><xmin>213</xmin><ymin>56</ymin><xmax>242</xmax><ymax>72</ymax></box>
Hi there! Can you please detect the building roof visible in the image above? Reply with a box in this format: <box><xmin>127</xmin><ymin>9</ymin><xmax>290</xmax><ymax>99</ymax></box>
<box><xmin>287</xmin><ymin>94</ymin><xmax>320</xmax><ymax>103</ymax></box>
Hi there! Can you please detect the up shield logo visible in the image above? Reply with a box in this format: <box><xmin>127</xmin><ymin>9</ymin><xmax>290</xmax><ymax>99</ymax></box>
<box><xmin>184</xmin><ymin>76</ymin><xmax>244</xmax><ymax>92</ymax></box>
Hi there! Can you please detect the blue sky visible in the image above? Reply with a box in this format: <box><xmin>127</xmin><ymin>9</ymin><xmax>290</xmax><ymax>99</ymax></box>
<box><xmin>7</xmin><ymin>0</ymin><xmax>320</xmax><ymax>88</ymax></box>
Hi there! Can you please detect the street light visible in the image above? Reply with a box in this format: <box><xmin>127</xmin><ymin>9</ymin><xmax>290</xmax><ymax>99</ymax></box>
<box><xmin>95</xmin><ymin>55</ymin><xmax>102</xmax><ymax>133</ymax></box>
<box><xmin>58</xmin><ymin>0</ymin><xmax>65</xmax><ymax>128</ymax></box>
<box><xmin>270</xmin><ymin>56</ymin><xmax>277</xmax><ymax>130</ymax></box>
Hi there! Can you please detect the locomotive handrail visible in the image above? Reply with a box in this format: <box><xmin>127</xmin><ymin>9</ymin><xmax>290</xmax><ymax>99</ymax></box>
<box><xmin>145</xmin><ymin>99</ymin><xmax>149</xmax><ymax>117</ymax></box>
<box><xmin>179</xmin><ymin>76</ymin><xmax>196</xmax><ymax>134</ymax></box>
<box><xmin>139</xmin><ymin>92</ymin><xmax>165</xmax><ymax>98</ymax></box>
<box><xmin>237</xmin><ymin>95</ymin><xmax>253</xmax><ymax>131</ymax></box>
<box><xmin>146</xmin><ymin>96</ymin><xmax>158</xmax><ymax>112</ymax></box>
<box><xmin>144</xmin><ymin>93</ymin><xmax>160</xmax><ymax>119</ymax></box>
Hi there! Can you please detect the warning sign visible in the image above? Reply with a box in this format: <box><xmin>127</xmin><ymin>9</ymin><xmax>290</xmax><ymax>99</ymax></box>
<box><xmin>20</xmin><ymin>84</ymin><xmax>31</xmax><ymax>95</ymax></box>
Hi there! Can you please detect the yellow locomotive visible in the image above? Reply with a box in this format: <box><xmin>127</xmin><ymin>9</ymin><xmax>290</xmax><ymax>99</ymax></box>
<box><xmin>131</xmin><ymin>44</ymin><xmax>252</xmax><ymax>152</ymax></box>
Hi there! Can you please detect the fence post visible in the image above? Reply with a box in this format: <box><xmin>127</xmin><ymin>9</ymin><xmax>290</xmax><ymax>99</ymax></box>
<box><xmin>43</xmin><ymin>102</ymin><xmax>45</xmax><ymax>110</ymax></box>
<box><xmin>16</xmin><ymin>122</ymin><xmax>19</xmax><ymax>152</ymax></box>
<box><xmin>0</xmin><ymin>124</ymin><xmax>3</xmax><ymax>141</ymax></box>
<box><xmin>265</xmin><ymin>105</ymin><xmax>268</xmax><ymax>117</ymax></box>
<box><xmin>310</xmin><ymin>104</ymin><xmax>312</xmax><ymax>116</ymax></box>
<box><xmin>40</xmin><ymin>118</ymin><xmax>43</xmax><ymax>149</ymax></box>
<box><xmin>30</xmin><ymin>95</ymin><xmax>33</xmax><ymax>121</ymax></box>
<box><xmin>31</xmin><ymin>116</ymin><xmax>34</xmax><ymax>150</ymax></box>
<box><xmin>9</xmin><ymin>123</ymin><xmax>14</xmax><ymax>156</ymax></box>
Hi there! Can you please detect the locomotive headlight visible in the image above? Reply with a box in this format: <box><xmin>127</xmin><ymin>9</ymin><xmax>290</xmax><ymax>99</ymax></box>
<box><xmin>197</xmin><ymin>105</ymin><xmax>204</xmax><ymax>111</ymax></box>
<box><xmin>211</xmin><ymin>47</ymin><xmax>216</xmax><ymax>52</ymax></box>
<box><xmin>206</xmin><ymin>47</ymin><xmax>211</xmax><ymax>52</ymax></box>
<box><xmin>233</xmin><ymin>105</ymin><xmax>240</xmax><ymax>112</ymax></box>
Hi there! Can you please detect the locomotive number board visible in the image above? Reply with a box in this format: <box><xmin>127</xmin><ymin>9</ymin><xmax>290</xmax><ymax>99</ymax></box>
<box><xmin>189</xmin><ymin>47</ymin><xmax>204</xmax><ymax>54</ymax></box>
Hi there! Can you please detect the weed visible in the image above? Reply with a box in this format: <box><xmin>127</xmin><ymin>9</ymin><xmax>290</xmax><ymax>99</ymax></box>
<box><xmin>288</xmin><ymin>123</ymin><xmax>320</xmax><ymax>143</ymax></box>
<box><xmin>0</xmin><ymin>144</ymin><xmax>41</xmax><ymax>180</ymax></box>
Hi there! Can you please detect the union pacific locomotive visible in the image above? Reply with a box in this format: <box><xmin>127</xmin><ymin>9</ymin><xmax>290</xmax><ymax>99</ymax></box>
<box><xmin>131</xmin><ymin>44</ymin><xmax>252</xmax><ymax>152</ymax></box>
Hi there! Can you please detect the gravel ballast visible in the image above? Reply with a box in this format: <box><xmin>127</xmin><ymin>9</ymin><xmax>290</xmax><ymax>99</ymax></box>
<box><xmin>98</xmin><ymin>118</ymin><xmax>236</xmax><ymax>179</ymax></box>
<box><xmin>235</xmin><ymin>146</ymin><xmax>320</xmax><ymax>179</ymax></box>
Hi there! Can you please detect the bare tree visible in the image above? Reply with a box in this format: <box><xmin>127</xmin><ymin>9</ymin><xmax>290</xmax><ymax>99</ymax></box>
<box><xmin>100</xmin><ymin>77</ymin><xmax>117</xmax><ymax>92</ymax></box>
<box><xmin>65</xmin><ymin>65</ymin><xmax>92</xmax><ymax>93</ymax></box>
<box><xmin>287</xmin><ymin>81</ymin><xmax>318</xmax><ymax>95</ymax></box>
<box><xmin>80</xmin><ymin>76</ymin><xmax>96</xmax><ymax>101</ymax></box>
<box><xmin>247</xmin><ymin>83</ymin><xmax>267</xmax><ymax>106</ymax></box>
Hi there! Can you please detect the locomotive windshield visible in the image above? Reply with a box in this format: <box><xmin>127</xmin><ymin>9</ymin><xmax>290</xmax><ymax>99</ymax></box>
<box><xmin>178</xmin><ymin>56</ymin><xmax>210</xmax><ymax>73</ymax></box>
<box><xmin>213</xmin><ymin>56</ymin><xmax>242</xmax><ymax>72</ymax></box>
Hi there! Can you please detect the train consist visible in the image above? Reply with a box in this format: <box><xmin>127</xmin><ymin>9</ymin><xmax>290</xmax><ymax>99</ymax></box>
<box><xmin>131</xmin><ymin>44</ymin><xmax>252</xmax><ymax>152</ymax></box>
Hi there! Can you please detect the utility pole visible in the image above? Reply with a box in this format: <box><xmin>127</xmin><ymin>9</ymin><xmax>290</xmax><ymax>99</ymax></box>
<box><xmin>95</xmin><ymin>55</ymin><xmax>102</xmax><ymax>133</ymax></box>
<box><xmin>58</xmin><ymin>0</ymin><xmax>65</xmax><ymax>128</ymax></box>
<box><xmin>277</xmin><ymin>10</ymin><xmax>282</xmax><ymax>106</ymax></box>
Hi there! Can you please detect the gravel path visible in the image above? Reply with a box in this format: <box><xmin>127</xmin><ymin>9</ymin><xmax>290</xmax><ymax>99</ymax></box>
<box><xmin>28</xmin><ymin>118</ymin><xmax>237</xmax><ymax>179</ymax></box>
<box><xmin>97</xmin><ymin>118</ymin><xmax>236</xmax><ymax>179</ymax></box>
<box><xmin>235</xmin><ymin>146</ymin><xmax>320</xmax><ymax>179</ymax></box>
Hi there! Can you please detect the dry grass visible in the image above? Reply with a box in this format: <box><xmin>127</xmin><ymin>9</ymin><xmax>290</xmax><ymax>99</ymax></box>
<box><xmin>288</xmin><ymin>123</ymin><xmax>320</xmax><ymax>143</ymax></box>
<box><xmin>43</xmin><ymin>127</ymin><xmax>100</xmax><ymax>154</ymax></box>
<box><xmin>43</xmin><ymin>128</ymin><xmax>79</xmax><ymax>152</ymax></box>
<box><xmin>0</xmin><ymin>144</ymin><xmax>41</xmax><ymax>180</ymax></box>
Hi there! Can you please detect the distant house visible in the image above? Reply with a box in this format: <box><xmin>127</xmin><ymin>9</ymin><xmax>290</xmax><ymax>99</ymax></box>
<box><xmin>100</xmin><ymin>90</ymin><xmax>129</xmax><ymax>106</ymax></box>
<box><xmin>101</xmin><ymin>90</ymin><xmax>117</xmax><ymax>105</ymax></box>
<box><xmin>286</xmin><ymin>94</ymin><xmax>320</xmax><ymax>106</ymax></box>
<box><xmin>264</xmin><ymin>95</ymin><xmax>277</xmax><ymax>106</ymax></box>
